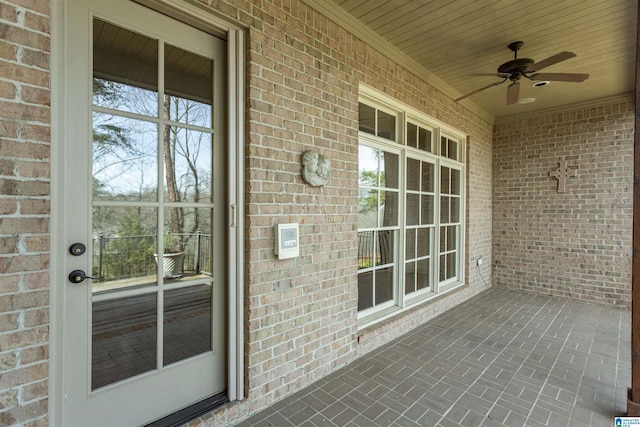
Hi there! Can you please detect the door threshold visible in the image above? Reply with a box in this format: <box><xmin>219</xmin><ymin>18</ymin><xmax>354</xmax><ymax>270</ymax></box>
<box><xmin>145</xmin><ymin>392</ymin><xmax>230</xmax><ymax>427</ymax></box>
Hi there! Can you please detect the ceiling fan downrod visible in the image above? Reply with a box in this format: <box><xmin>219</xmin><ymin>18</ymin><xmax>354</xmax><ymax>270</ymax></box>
<box><xmin>497</xmin><ymin>41</ymin><xmax>535</xmax><ymax>78</ymax></box>
<box><xmin>508</xmin><ymin>41</ymin><xmax>524</xmax><ymax>58</ymax></box>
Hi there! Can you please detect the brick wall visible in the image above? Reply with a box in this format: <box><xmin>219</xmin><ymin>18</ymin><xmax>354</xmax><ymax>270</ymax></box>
<box><xmin>493</xmin><ymin>98</ymin><xmax>634</xmax><ymax>306</ymax></box>
<box><xmin>0</xmin><ymin>0</ymin><xmax>51</xmax><ymax>426</ymax></box>
<box><xmin>0</xmin><ymin>0</ymin><xmax>495</xmax><ymax>426</ymax></box>
<box><xmin>223</xmin><ymin>1</ymin><xmax>494</xmax><ymax>424</ymax></box>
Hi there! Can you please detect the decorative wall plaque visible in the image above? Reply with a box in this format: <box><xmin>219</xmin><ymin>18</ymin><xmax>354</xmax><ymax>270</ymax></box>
<box><xmin>550</xmin><ymin>161</ymin><xmax>577</xmax><ymax>193</ymax></box>
<box><xmin>301</xmin><ymin>150</ymin><xmax>330</xmax><ymax>187</ymax></box>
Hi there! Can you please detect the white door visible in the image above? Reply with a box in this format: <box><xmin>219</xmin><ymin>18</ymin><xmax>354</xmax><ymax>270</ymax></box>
<box><xmin>61</xmin><ymin>0</ymin><xmax>227</xmax><ymax>425</ymax></box>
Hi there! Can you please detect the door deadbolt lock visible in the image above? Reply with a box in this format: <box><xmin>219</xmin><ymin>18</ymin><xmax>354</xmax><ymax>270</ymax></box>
<box><xmin>68</xmin><ymin>270</ymin><xmax>93</xmax><ymax>283</ymax></box>
<box><xmin>69</xmin><ymin>243</ymin><xmax>86</xmax><ymax>256</ymax></box>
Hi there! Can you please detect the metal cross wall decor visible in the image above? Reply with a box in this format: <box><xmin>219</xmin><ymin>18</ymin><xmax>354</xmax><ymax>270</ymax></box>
<box><xmin>550</xmin><ymin>161</ymin><xmax>577</xmax><ymax>193</ymax></box>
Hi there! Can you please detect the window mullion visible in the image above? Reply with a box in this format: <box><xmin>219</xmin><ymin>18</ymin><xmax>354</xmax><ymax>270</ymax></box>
<box><xmin>398</xmin><ymin>142</ymin><xmax>407</xmax><ymax>308</ymax></box>
<box><xmin>397</xmin><ymin>111</ymin><xmax>406</xmax><ymax>308</ymax></box>
<box><xmin>434</xmin><ymin>158</ymin><xmax>441</xmax><ymax>292</ymax></box>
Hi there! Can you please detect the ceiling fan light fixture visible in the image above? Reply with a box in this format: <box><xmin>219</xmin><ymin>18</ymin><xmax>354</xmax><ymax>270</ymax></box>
<box><xmin>518</xmin><ymin>97</ymin><xmax>536</xmax><ymax>104</ymax></box>
<box><xmin>532</xmin><ymin>81</ymin><xmax>550</xmax><ymax>87</ymax></box>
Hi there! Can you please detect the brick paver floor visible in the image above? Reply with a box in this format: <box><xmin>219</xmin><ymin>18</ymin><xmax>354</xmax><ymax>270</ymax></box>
<box><xmin>235</xmin><ymin>287</ymin><xmax>630</xmax><ymax>427</ymax></box>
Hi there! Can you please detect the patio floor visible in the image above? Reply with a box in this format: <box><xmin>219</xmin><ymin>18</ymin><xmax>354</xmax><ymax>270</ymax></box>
<box><xmin>234</xmin><ymin>287</ymin><xmax>631</xmax><ymax>427</ymax></box>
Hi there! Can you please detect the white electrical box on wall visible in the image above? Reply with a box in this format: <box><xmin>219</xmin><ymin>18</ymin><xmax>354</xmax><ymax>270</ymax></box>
<box><xmin>274</xmin><ymin>223</ymin><xmax>299</xmax><ymax>259</ymax></box>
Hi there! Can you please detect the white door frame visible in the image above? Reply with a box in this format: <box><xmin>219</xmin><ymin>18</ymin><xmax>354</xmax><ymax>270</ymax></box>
<box><xmin>49</xmin><ymin>0</ymin><xmax>245</xmax><ymax>424</ymax></box>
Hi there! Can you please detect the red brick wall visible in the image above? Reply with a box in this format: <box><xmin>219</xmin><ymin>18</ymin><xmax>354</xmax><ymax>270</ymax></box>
<box><xmin>493</xmin><ymin>98</ymin><xmax>634</xmax><ymax>306</ymax></box>
<box><xmin>0</xmin><ymin>0</ymin><xmax>51</xmax><ymax>426</ymax></box>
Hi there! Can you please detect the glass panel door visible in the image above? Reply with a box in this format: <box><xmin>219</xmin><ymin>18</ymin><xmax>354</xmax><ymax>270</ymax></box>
<box><xmin>60</xmin><ymin>1</ymin><xmax>227</xmax><ymax>424</ymax></box>
<box><xmin>90</xmin><ymin>18</ymin><xmax>217</xmax><ymax>389</ymax></box>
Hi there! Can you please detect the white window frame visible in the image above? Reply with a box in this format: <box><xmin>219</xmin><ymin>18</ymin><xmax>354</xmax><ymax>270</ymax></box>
<box><xmin>357</xmin><ymin>85</ymin><xmax>466</xmax><ymax>328</ymax></box>
<box><xmin>357</xmin><ymin>138</ymin><xmax>403</xmax><ymax>319</ymax></box>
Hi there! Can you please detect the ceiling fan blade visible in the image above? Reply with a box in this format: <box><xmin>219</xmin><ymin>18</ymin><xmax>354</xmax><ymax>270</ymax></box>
<box><xmin>530</xmin><ymin>72</ymin><xmax>589</xmax><ymax>82</ymax></box>
<box><xmin>455</xmin><ymin>80</ymin><xmax>505</xmax><ymax>102</ymax></box>
<box><xmin>527</xmin><ymin>51</ymin><xmax>576</xmax><ymax>72</ymax></box>
<box><xmin>470</xmin><ymin>73</ymin><xmax>510</xmax><ymax>78</ymax></box>
<box><xmin>506</xmin><ymin>81</ymin><xmax>520</xmax><ymax>105</ymax></box>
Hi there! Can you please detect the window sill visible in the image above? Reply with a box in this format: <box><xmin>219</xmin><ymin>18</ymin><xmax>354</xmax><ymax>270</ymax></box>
<box><xmin>357</xmin><ymin>281</ymin><xmax>466</xmax><ymax>332</ymax></box>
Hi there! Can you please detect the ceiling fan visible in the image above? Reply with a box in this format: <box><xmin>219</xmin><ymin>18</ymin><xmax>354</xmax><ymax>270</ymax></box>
<box><xmin>455</xmin><ymin>41</ymin><xmax>589</xmax><ymax>105</ymax></box>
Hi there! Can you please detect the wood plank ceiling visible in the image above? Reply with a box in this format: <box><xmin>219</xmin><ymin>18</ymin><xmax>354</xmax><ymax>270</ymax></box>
<box><xmin>322</xmin><ymin>0</ymin><xmax>637</xmax><ymax>120</ymax></box>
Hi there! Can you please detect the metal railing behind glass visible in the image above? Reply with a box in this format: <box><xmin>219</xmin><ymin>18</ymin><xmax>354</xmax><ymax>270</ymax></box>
<box><xmin>357</xmin><ymin>230</ymin><xmax>392</xmax><ymax>269</ymax></box>
<box><xmin>92</xmin><ymin>231</ymin><xmax>212</xmax><ymax>282</ymax></box>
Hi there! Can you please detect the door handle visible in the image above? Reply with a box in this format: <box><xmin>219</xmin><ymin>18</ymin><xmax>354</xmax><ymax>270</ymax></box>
<box><xmin>68</xmin><ymin>270</ymin><xmax>93</xmax><ymax>283</ymax></box>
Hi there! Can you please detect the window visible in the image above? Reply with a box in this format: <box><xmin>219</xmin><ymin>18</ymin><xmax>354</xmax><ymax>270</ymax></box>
<box><xmin>357</xmin><ymin>88</ymin><xmax>466</xmax><ymax>325</ymax></box>
<box><xmin>358</xmin><ymin>145</ymin><xmax>399</xmax><ymax>311</ymax></box>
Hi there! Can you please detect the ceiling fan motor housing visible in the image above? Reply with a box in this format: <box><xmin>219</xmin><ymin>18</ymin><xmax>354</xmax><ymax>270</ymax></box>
<box><xmin>497</xmin><ymin>58</ymin><xmax>535</xmax><ymax>75</ymax></box>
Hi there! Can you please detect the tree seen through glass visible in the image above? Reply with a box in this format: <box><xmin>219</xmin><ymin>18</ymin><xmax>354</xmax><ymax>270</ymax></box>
<box><xmin>92</xmin><ymin>64</ymin><xmax>214</xmax><ymax>283</ymax></box>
